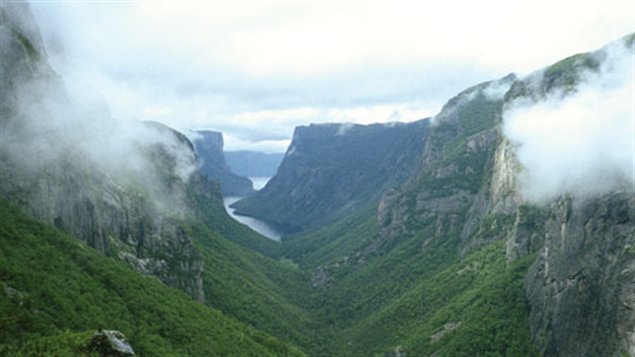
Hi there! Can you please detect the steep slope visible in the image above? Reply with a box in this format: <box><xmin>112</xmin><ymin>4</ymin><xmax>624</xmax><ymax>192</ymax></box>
<box><xmin>0</xmin><ymin>198</ymin><xmax>304</xmax><ymax>356</ymax></box>
<box><xmin>3</xmin><ymin>2</ymin><xmax>632</xmax><ymax>355</ymax></box>
<box><xmin>0</xmin><ymin>3</ymin><xmax>317</xmax><ymax>354</ymax></box>
<box><xmin>288</xmin><ymin>75</ymin><xmax>525</xmax><ymax>356</ymax></box>
<box><xmin>0</xmin><ymin>1</ymin><xmax>208</xmax><ymax>301</ymax></box>
<box><xmin>234</xmin><ymin>120</ymin><xmax>429</xmax><ymax>233</ymax></box>
<box><xmin>192</xmin><ymin>130</ymin><xmax>255</xmax><ymax>197</ymax></box>
<box><xmin>225</xmin><ymin>150</ymin><xmax>285</xmax><ymax>177</ymax></box>
<box><xmin>276</xmin><ymin>34</ymin><xmax>633</xmax><ymax>356</ymax></box>
<box><xmin>505</xmin><ymin>35</ymin><xmax>635</xmax><ymax>356</ymax></box>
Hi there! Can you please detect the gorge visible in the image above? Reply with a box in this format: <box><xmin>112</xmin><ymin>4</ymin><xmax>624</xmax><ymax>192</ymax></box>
<box><xmin>1</xmin><ymin>2</ymin><xmax>633</xmax><ymax>356</ymax></box>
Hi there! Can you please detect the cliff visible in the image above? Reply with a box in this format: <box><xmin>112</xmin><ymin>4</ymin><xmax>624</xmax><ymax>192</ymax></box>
<box><xmin>0</xmin><ymin>1</ymin><xmax>205</xmax><ymax>301</ymax></box>
<box><xmin>233</xmin><ymin>120</ymin><xmax>429</xmax><ymax>233</ymax></box>
<box><xmin>269</xmin><ymin>35</ymin><xmax>633</xmax><ymax>355</ymax></box>
<box><xmin>192</xmin><ymin>130</ymin><xmax>254</xmax><ymax>197</ymax></box>
<box><xmin>371</xmin><ymin>36</ymin><xmax>634</xmax><ymax>356</ymax></box>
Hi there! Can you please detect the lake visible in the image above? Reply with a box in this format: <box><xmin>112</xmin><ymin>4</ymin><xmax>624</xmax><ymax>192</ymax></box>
<box><xmin>223</xmin><ymin>176</ymin><xmax>283</xmax><ymax>241</ymax></box>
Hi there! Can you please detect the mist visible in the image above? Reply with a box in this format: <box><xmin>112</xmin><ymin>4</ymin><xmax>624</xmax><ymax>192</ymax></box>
<box><xmin>0</xmin><ymin>6</ymin><xmax>197</xmax><ymax>217</ymax></box>
<box><xmin>27</xmin><ymin>0</ymin><xmax>632</xmax><ymax>151</ymax></box>
<box><xmin>503</xmin><ymin>39</ymin><xmax>633</xmax><ymax>203</ymax></box>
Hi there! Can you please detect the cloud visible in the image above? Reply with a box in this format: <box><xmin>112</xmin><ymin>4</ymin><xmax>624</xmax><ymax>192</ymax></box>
<box><xmin>336</xmin><ymin>123</ymin><xmax>356</xmax><ymax>136</ymax></box>
<box><xmin>1</xmin><ymin>47</ymin><xmax>197</xmax><ymax>218</ymax></box>
<box><xmin>503</xmin><ymin>40</ymin><xmax>634</xmax><ymax>203</ymax></box>
<box><xmin>223</xmin><ymin>134</ymin><xmax>291</xmax><ymax>154</ymax></box>
<box><xmin>483</xmin><ymin>79</ymin><xmax>514</xmax><ymax>101</ymax></box>
<box><xmin>27</xmin><ymin>0</ymin><xmax>633</xmax><ymax>151</ymax></box>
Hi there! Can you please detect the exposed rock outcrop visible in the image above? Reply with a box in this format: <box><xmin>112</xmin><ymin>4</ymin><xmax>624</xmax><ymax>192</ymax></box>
<box><xmin>525</xmin><ymin>194</ymin><xmax>634</xmax><ymax>356</ymax></box>
<box><xmin>0</xmin><ymin>1</ymin><xmax>205</xmax><ymax>302</ymax></box>
<box><xmin>234</xmin><ymin>120</ymin><xmax>430</xmax><ymax>233</ymax></box>
<box><xmin>192</xmin><ymin>130</ymin><xmax>254</xmax><ymax>197</ymax></box>
<box><xmin>376</xmin><ymin>75</ymin><xmax>516</xmax><ymax>256</ymax></box>
<box><xmin>375</xmin><ymin>36</ymin><xmax>634</xmax><ymax>356</ymax></box>
<box><xmin>89</xmin><ymin>330</ymin><xmax>135</xmax><ymax>356</ymax></box>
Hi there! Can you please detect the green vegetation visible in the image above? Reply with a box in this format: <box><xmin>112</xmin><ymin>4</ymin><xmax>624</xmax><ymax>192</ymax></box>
<box><xmin>262</xmin><ymin>77</ymin><xmax>541</xmax><ymax>356</ymax></box>
<box><xmin>341</xmin><ymin>241</ymin><xmax>539</xmax><ymax>356</ymax></box>
<box><xmin>187</xmin><ymin>221</ymin><xmax>318</xmax><ymax>352</ymax></box>
<box><xmin>542</xmin><ymin>52</ymin><xmax>600</xmax><ymax>91</ymax></box>
<box><xmin>0</xmin><ymin>330</ymin><xmax>97</xmax><ymax>357</ymax></box>
<box><xmin>233</xmin><ymin>121</ymin><xmax>429</xmax><ymax>233</ymax></box>
<box><xmin>2</xmin><ymin>13</ymin><xmax>628</xmax><ymax>357</ymax></box>
<box><xmin>0</xmin><ymin>198</ymin><xmax>304</xmax><ymax>356</ymax></box>
<box><xmin>282</xmin><ymin>203</ymin><xmax>379</xmax><ymax>268</ymax></box>
<box><xmin>187</xmin><ymin>179</ymin><xmax>282</xmax><ymax>258</ymax></box>
<box><xmin>413</xmin><ymin>87</ymin><xmax>503</xmax><ymax>197</ymax></box>
<box><xmin>0</xmin><ymin>72</ymin><xmax>541</xmax><ymax>356</ymax></box>
<box><xmin>276</xmin><ymin>205</ymin><xmax>538</xmax><ymax>356</ymax></box>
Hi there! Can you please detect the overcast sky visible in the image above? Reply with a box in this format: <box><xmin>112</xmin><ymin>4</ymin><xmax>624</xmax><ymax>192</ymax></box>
<box><xmin>29</xmin><ymin>0</ymin><xmax>633</xmax><ymax>152</ymax></box>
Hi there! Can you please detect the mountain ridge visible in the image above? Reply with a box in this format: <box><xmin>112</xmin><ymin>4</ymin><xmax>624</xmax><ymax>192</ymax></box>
<box><xmin>1</xmin><ymin>3</ymin><xmax>632</xmax><ymax>355</ymax></box>
<box><xmin>233</xmin><ymin>120</ymin><xmax>430</xmax><ymax>234</ymax></box>
<box><xmin>192</xmin><ymin>130</ymin><xmax>255</xmax><ymax>197</ymax></box>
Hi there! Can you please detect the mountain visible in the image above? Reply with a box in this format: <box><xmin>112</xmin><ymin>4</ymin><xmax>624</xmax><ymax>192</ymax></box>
<box><xmin>0</xmin><ymin>198</ymin><xmax>304</xmax><ymax>356</ymax></box>
<box><xmin>0</xmin><ymin>2</ymin><xmax>311</xmax><ymax>355</ymax></box>
<box><xmin>224</xmin><ymin>150</ymin><xmax>285</xmax><ymax>177</ymax></box>
<box><xmin>273</xmin><ymin>35</ymin><xmax>634</xmax><ymax>356</ymax></box>
<box><xmin>1</xmin><ymin>1</ymin><xmax>207</xmax><ymax>301</ymax></box>
<box><xmin>192</xmin><ymin>130</ymin><xmax>255</xmax><ymax>197</ymax></box>
<box><xmin>233</xmin><ymin>120</ymin><xmax>429</xmax><ymax>233</ymax></box>
<box><xmin>2</xmin><ymin>2</ymin><xmax>632</xmax><ymax>355</ymax></box>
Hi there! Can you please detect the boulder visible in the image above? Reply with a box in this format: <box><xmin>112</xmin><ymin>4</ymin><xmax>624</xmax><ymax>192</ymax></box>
<box><xmin>89</xmin><ymin>330</ymin><xmax>135</xmax><ymax>356</ymax></box>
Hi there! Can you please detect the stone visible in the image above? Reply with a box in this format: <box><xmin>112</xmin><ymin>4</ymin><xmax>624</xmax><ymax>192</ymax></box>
<box><xmin>89</xmin><ymin>330</ymin><xmax>135</xmax><ymax>356</ymax></box>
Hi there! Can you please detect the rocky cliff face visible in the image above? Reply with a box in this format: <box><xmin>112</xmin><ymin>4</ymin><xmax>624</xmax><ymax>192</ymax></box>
<box><xmin>234</xmin><ymin>120</ymin><xmax>429</xmax><ymax>233</ymax></box>
<box><xmin>507</xmin><ymin>36</ymin><xmax>634</xmax><ymax>356</ymax></box>
<box><xmin>376</xmin><ymin>75</ymin><xmax>517</xmax><ymax>254</ymax></box>
<box><xmin>0</xmin><ymin>2</ymin><xmax>205</xmax><ymax>302</ymax></box>
<box><xmin>525</xmin><ymin>193</ymin><xmax>634</xmax><ymax>356</ymax></box>
<box><xmin>375</xmin><ymin>36</ymin><xmax>634</xmax><ymax>356</ymax></box>
<box><xmin>193</xmin><ymin>130</ymin><xmax>254</xmax><ymax>197</ymax></box>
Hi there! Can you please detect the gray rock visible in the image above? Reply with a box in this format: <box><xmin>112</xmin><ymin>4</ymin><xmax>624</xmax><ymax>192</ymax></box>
<box><xmin>193</xmin><ymin>131</ymin><xmax>254</xmax><ymax>197</ymax></box>
<box><xmin>0</xmin><ymin>9</ymin><xmax>205</xmax><ymax>302</ymax></box>
<box><xmin>89</xmin><ymin>330</ymin><xmax>135</xmax><ymax>356</ymax></box>
<box><xmin>525</xmin><ymin>193</ymin><xmax>634</xmax><ymax>356</ymax></box>
<box><xmin>233</xmin><ymin>120</ymin><xmax>430</xmax><ymax>233</ymax></box>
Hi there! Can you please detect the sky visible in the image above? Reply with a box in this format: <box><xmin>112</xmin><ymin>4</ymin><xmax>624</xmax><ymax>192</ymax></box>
<box><xmin>28</xmin><ymin>0</ymin><xmax>633</xmax><ymax>153</ymax></box>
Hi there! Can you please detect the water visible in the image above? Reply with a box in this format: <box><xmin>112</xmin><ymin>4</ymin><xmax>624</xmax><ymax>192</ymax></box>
<box><xmin>222</xmin><ymin>176</ymin><xmax>283</xmax><ymax>241</ymax></box>
<box><xmin>249</xmin><ymin>176</ymin><xmax>271</xmax><ymax>190</ymax></box>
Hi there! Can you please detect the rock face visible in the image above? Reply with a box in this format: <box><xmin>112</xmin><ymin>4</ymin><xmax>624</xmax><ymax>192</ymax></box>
<box><xmin>192</xmin><ymin>131</ymin><xmax>254</xmax><ymax>197</ymax></box>
<box><xmin>0</xmin><ymin>1</ymin><xmax>205</xmax><ymax>302</ymax></box>
<box><xmin>506</xmin><ymin>36</ymin><xmax>634</xmax><ymax>357</ymax></box>
<box><xmin>233</xmin><ymin>120</ymin><xmax>429</xmax><ymax>233</ymax></box>
<box><xmin>376</xmin><ymin>75</ymin><xmax>517</xmax><ymax>256</ymax></box>
<box><xmin>375</xmin><ymin>37</ymin><xmax>634</xmax><ymax>356</ymax></box>
<box><xmin>224</xmin><ymin>150</ymin><xmax>284</xmax><ymax>177</ymax></box>
<box><xmin>89</xmin><ymin>330</ymin><xmax>135</xmax><ymax>356</ymax></box>
<box><xmin>525</xmin><ymin>194</ymin><xmax>634</xmax><ymax>356</ymax></box>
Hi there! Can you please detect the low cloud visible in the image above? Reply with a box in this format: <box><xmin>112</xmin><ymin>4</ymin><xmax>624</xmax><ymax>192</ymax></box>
<box><xmin>223</xmin><ymin>134</ymin><xmax>291</xmax><ymax>153</ymax></box>
<box><xmin>1</xmin><ymin>23</ymin><xmax>197</xmax><ymax>218</ymax></box>
<box><xmin>336</xmin><ymin>123</ymin><xmax>356</xmax><ymax>136</ymax></box>
<box><xmin>503</xmin><ymin>40</ymin><xmax>633</xmax><ymax>203</ymax></box>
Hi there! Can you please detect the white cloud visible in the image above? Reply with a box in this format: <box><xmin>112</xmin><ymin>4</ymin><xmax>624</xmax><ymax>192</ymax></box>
<box><xmin>503</xmin><ymin>41</ymin><xmax>634</xmax><ymax>203</ymax></box>
<box><xmin>28</xmin><ymin>0</ymin><xmax>633</xmax><ymax>151</ymax></box>
<box><xmin>223</xmin><ymin>134</ymin><xmax>291</xmax><ymax>153</ymax></box>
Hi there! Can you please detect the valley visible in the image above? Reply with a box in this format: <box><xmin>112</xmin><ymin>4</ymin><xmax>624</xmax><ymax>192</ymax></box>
<box><xmin>0</xmin><ymin>2</ymin><xmax>633</xmax><ymax>356</ymax></box>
